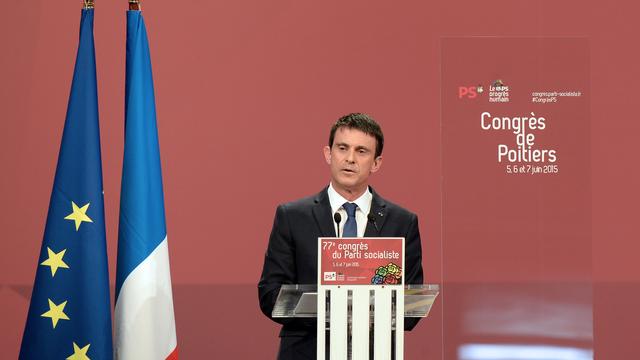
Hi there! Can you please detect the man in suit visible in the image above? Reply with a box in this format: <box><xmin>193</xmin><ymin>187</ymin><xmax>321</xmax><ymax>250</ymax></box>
<box><xmin>258</xmin><ymin>113</ymin><xmax>424</xmax><ymax>360</ymax></box>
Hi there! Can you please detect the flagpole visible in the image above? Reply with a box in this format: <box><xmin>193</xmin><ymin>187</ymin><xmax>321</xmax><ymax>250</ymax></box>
<box><xmin>129</xmin><ymin>0</ymin><xmax>141</xmax><ymax>11</ymax></box>
<box><xmin>83</xmin><ymin>0</ymin><xmax>94</xmax><ymax>9</ymax></box>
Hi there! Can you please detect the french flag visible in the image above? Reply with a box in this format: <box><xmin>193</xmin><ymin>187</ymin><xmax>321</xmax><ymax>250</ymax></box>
<box><xmin>115</xmin><ymin>9</ymin><xmax>178</xmax><ymax>360</ymax></box>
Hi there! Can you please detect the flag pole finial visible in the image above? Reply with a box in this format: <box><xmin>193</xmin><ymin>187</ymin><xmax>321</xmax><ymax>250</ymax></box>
<box><xmin>83</xmin><ymin>0</ymin><xmax>94</xmax><ymax>9</ymax></box>
<box><xmin>129</xmin><ymin>0</ymin><xmax>141</xmax><ymax>11</ymax></box>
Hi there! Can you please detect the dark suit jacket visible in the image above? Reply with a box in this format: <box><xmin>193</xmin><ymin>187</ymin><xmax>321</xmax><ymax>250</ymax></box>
<box><xmin>258</xmin><ymin>187</ymin><xmax>424</xmax><ymax>359</ymax></box>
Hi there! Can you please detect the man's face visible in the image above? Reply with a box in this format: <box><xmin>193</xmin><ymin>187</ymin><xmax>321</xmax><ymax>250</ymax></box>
<box><xmin>323</xmin><ymin>127</ymin><xmax>382</xmax><ymax>196</ymax></box>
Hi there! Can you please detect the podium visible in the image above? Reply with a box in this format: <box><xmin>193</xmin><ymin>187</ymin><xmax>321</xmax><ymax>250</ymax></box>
<box><xmin>272</xmin><ymin>284</ymin><xmax>439</xmax><ymax>360</ymax></box>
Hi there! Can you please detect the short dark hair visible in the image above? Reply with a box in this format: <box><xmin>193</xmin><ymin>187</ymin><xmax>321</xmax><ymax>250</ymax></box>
<box><xmin>329</xmin><ymin>113</ymin><xmax>384</xmax><ymax>157</ymax></box>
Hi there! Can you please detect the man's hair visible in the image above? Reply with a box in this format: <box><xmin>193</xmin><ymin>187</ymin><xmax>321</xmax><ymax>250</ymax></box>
<box><xmin>329</xmin><ymin>113</ymin><xmax>384</xmax><ymax>157</ymax></box>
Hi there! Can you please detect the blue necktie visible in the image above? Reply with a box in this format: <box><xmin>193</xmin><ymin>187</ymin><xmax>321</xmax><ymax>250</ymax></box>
<box><xmin>342</xmin><ymin>202</ymin><xmax>358</xmax><ymax>237</ymax></box>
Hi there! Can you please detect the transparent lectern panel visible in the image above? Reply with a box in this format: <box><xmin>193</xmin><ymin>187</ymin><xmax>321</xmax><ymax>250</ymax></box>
<box><xmin>441</xmin><ymin>37</ymin><xmax>592</xmax><ymax>360</ymax></box>
<box><xmin>272</xmin><ymin>284</ymin><xmax>317</xmax><ymax>318</ymax></box>
<box><xmin>272</xmin><ymin>284</ymin><xmax>440</xmax><ymax>319</ymax></box>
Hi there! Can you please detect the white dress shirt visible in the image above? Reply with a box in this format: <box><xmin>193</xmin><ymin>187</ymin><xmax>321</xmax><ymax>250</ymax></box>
<box><xmin>327</xmin><ymin>183</ymin><xmax>372</xmax><ymax>237</ymax></box>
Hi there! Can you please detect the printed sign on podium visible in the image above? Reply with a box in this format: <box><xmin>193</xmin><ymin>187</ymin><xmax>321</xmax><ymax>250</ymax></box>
<box><xmin>319</xmin><ymin>237</ymin><xmax>404</xmax><ymax>286</ymax></box>
<box><xmin>318</xmin><ymin>237</ymin><xmax>405</xmax><ymax>360</ymax></box>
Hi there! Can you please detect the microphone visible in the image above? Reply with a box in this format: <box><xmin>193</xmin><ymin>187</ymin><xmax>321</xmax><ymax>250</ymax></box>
<box><xmin>367</xmin><ymin>213</ymin><xmax>379</xmax><ymax>232</ymax></box>
<box><xmin>333</xmin><ymin>212</ymin><xmax>342</xmax><ymax>237</ymax></box>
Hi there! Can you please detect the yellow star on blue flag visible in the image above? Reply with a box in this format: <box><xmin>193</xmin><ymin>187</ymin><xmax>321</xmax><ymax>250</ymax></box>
<box><xmin>67</xmin><ymin>342</ymin><xmax>91</xmax><ymax>360</ymax></box>
<box><xmin>40</xmin><ymin>247</ymin><xmax>70</xmax><ymax>277</ymax></box>
<box><xmin>64</xmin><ymin>201</ymin><xmax>93</xmax><ymax>231</ymax></box>
<box><xmin>41</xmin><ymin>299</ymin><xmax>70</xmax><ymax>329</ymax></box>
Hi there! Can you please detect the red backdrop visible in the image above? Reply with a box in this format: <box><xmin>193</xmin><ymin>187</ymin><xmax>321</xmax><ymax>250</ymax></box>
<box><xmin>1</xmin><ymin>0</ymin><xmax>639</xmax><ymax>358</ymax></box>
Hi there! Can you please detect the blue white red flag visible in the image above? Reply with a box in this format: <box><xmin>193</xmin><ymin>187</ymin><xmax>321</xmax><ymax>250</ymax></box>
<box><xmin>114</xmin><ymin>9</ymin><xmax>178</xmax><ymax>360</ymax></box>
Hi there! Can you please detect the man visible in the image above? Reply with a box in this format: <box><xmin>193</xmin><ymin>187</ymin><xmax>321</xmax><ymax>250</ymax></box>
<box><xmin>258</xmin><ymin>113</ymin><xmax>424</xmax><ymax>359</ymax></box>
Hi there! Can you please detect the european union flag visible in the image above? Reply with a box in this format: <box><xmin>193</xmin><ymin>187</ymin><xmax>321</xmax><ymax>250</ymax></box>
<box><xmin>19</xmin><ymin>9</ymin><xmax>113</xmax><ymax>360</ymax></box>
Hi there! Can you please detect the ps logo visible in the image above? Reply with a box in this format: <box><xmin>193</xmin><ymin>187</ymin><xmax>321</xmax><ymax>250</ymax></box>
<box><xmin>324</xmin><ymin>272</ymin><xmax>336</xmax><ymax>281</ymax></box>
<box><xmin>458</xmin><ymin>85</ymin><xmax>483</xmax><ymax>99</ymax></box>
